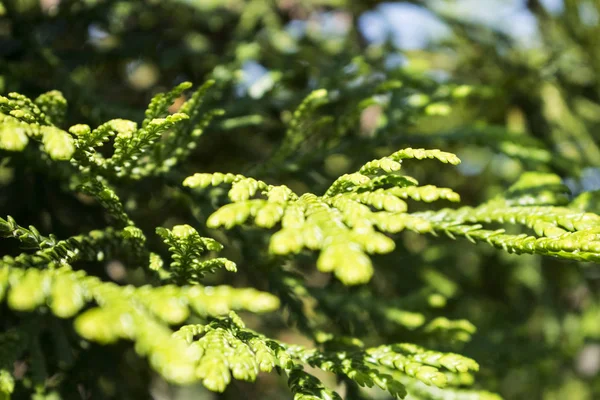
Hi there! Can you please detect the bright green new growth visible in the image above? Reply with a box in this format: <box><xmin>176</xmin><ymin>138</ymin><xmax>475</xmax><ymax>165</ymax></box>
<box><xmin>0</xmin><ymin>210</ymin><xmax>280</xmax><ymax>388</ymax></box>
<box><xmin>166</xmin><ymin>312</ymin><xmax>483</xmax><ymax>399</ymax></box>
<box><xmin>184</xmin><ymin>149</ymin><xmax>462</xmax><ymax>286</ymax></box>
<box><xmin>413</xmin><ymin>172</ymin><xmax>600</xmax><ymax>262</ymax></box>
<box><xmin>0</xmin><ymin>263</ymin><xmax>279</xmax><ymax>384</ymax></box>
<box><xmin>184</xmin><ymin>152</ymin><xmax>600</xmax><ymax>286</ymax></box>
<box><xmin>0</xmin><ymin>80</ymin><xmax>219</xmax><ymax>181</ymax></box>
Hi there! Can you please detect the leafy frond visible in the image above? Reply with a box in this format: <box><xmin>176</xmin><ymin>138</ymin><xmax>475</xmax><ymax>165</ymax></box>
<box><xmin>1</xmin><ymin>219</ymin><xmax>146</xmax><ymax>269</ymax></box>
<box><xmin>184</xmin><ymin>148</ymin><xmax>461</xmax><ymax>285</ymax></box>
<box><xmin>0</xmin><ymin>111</ymin><xmax>75</xmax><ymax>160</ymax></box>
<box><xmin>0</xmin><ymin>92</ymin><xmax>53</xmax><ymax>125</ymax></box>
<box><xmin>287</xmin><ymin>368</ymin><xmax>343</xmax><ymax>400</ymax></box>
<box><xmin>0</xmin><ymin>216</ymin><xmax>58</xmax><ymax>250</ymax></box>
<box><xmin>0</xmin><ymin>82</ymin><xmax>221</xmax><ymax>180</ymax></box>
<box><xmin>0</xmin><ymin>263</ymin><xmax>279</xmax><ymax>385</ymax></box>
<box><xmin>156</xmin><ymin>224</ymin><xmax>237</xmax><ymax>284</ymax></box>
<box><xmin>70</xmin><ymin>119</ymin><xmax>132</xmax><ymax>170</ymax></box>
<box><xmin>34</xmin><ymin>90</ymin><xmax>67</xmax><ymax>126</ymax></box>
<box><xmin>109</xmin><ymin>112</ymin><xmax>190</xmax><ymax>178</ymax></box>
<box><xmin>165</xmin><ymin>312</ymin><xmax>487</xmax><ymax>398</ymax></box>
<box><xmin>366</xmin><ymin>343</ymin><xmax>479</xmax><ymax>380</ymax></box>
<box><xmin>76</xmin><ymin>178</ymin><xmax>133</xmax><ymax>227</ymax></box>
<box><xmin>186</xmin><ymin>151</ymin><xmax>600</xmax><ymax>287</ymax></box>
<box><xmin>413</xmin><ymin>190</ymin><xmax>600</xmax><ymax>261</ymax></box>
<box><xmin>143</xmin><ymin>81</ymin><xmax>193</xmax><ymax>127</ymax></box>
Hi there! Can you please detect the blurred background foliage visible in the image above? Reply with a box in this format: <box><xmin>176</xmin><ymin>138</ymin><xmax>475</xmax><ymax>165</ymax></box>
<box><xmin>1</xmin><ymin>0</ymin><xmax>600</xmax><ymax>399</ymax></box>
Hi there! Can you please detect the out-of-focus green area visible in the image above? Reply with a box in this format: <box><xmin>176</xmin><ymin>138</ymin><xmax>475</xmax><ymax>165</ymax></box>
<box><xmin>1</xmin><ymin>0</ymin><xmax>600</xmax><ymax>399</ymax></box>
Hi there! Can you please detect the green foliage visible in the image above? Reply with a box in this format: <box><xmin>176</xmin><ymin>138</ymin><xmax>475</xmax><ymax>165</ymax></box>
<box><xmin>156</xmin><ymin>224</ymin><xmax>237</xmax><ymax>284</ymax></box>
<box><xmin>1</xmin><ymin>256</ymin><xmax>279</xmax><ymax>386</ymax></box>
<box><xmin>2</xmin><ymin>1</ymin><xmax>600</xmax><ymax>399</ymax></box>
<box><xmin>184</xmin><ymin>148</ymin><xmax>462</xmax><ymax>285</ymax></box>
<box><xmin>167</xmin><ymin>312</ymin><xmax>481</xmax><ymax>399</ymax></box>
<box><xmin>184</xmin><ymin>152</ymin><xmax>600</xmax><ymax>287</ymax></box>
<box><xmin>0</xmin><ymin>82</ymin><xmax>512</xmax><ymax>399</ymax></box>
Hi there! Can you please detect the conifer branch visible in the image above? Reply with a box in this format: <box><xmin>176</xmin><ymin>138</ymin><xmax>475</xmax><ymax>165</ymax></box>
<box><xmin>164</xmin><ymin>312</ymin><xmax>488</xmax><ymax>398</ymax></box>
<box><xmin>0</xmin><ymin>216</ymin><xmax>58</xmax><ymax>250</ymax></box>
<box><xmin>0</xmin><ymin>264</ymin><xmax>280</xmax><ymax>385</ymax></box>
<box><xmin>156</xmin><ymin>224</ymin><xmax>237</xmax><ymax>284</ymax></box>
<box><xmin>184</xmin><ymin>148</ymin><xmax>461</xmax><ymax>285</ymax></box>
